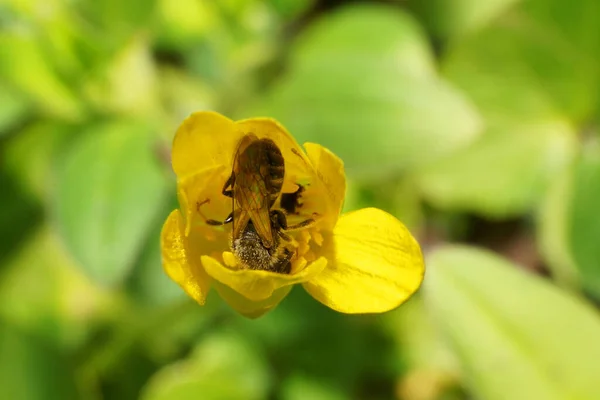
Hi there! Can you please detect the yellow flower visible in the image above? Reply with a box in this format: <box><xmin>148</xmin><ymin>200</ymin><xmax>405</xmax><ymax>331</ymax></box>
<box><xmin>161</xmin><ymin>111</ymin><xmax>425</xmax><ymax>318</ymax></box>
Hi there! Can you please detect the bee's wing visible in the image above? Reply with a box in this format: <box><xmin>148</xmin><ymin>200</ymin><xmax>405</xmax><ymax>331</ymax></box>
<box><xmin>234</xmin><ymin>171</ymin><xmax>274</xmax><ymax>249</ymax></box>
<box><xmin>249</xmin><ymin>206</ymin><xmax>274</xmax><ymax>249</ymax></box>
<box><xmin>232</xmin><ymin>209</ymin><xmax>251</xmax><ymax>245</ymax></box>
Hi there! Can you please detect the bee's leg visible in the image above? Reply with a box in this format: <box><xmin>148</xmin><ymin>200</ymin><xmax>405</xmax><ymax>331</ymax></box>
<box><xmin>277</xmin><ymin>230</ymin><xmax>292</xmax><ymax>242</ymax></box>
<box><xmin>273</xmin><ymin>247</ymin><xmax>294</xmax><ymax>274</ymax></box>
<box><xmin>222</xmin><ymin>173</ymin><xmax>235</xmax><ymax>198</ymax></box>
<box><xmin>285</xmin><ymin>218</ymin><xmax>315</xmax><ymax>230</ymax></box>
<box><xmin>271</xmin><ymin>209</ymin><xmax>288</xmax><ymax>229</ymax></box>
<box><xmin>205</xmin><ymin>212</ymin><xmax>233</xmax><ymax>226</ymax></box>
<box><xmin>196</xmin><ymin>199</ymin><xmax>233</xmax><ymax>226</ymax></box>
<box><xmin>272</xmin><ymin>209</ymin><xmax>317</xmax><ymax>231</ymax></box>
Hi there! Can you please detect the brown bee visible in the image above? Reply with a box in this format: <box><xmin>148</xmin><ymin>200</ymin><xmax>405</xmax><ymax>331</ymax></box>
<box><xmin>198</xmin><ymin>134</ymin><xmax>315</xmax><ymax>273</ymax></box>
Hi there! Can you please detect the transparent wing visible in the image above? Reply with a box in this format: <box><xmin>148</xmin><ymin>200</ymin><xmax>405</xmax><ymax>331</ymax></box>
<box><xmin>234</xmin><ymin>169</ymin><xmax>274</xmax><ymax>248</ymax></box>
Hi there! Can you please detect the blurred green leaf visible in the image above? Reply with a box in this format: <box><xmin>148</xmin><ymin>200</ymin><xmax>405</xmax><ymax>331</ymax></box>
<box><xmin>55</xmin><ymin>121</ymin><xmax>169</xmax><ymax>286</ymax></box>
<box><xmin>443</xmin><ymin>7</ymin><xmax>598</xmax><ymax>124</ymax></box>
<box><xmin>0</xmin><ymin>83</ymin><xmax>29</xmax><ymax>135</ymax></box>
<box><xmin>6</xmin><ymin>2</ymin><xmax>88</xmax><ymax>81</ymax></box>
<box><xmin>383</xmin><ymin>297</ymin><xmax>461</xmax><ymax>400</ymax></box>
<box><xmin>183</xmin><ymin>1</ymin><xmax>279</xmax><ymax>106</ymax></box>
<box><xmin>566</xmin><ymin>145</ymin><xmax>600</xmax><ymax>299</ymax></box>
<box><xmin>343</xmin><ymin>178</ymin><xmax>424</xmax><ymax>231</ymax></box>
<box><xmin>75</xmin><ymin>0</ymin><xmax>157</xmax><ymax>50</ymax></box>
<box><xmin>420</xmin><ymin>7</ymin><xmax>592</xmax><ymax>216</ymax></box>
<box><xmin>84</xmin><ymin>36</ymin><xmax>160</xmax><ymax>116</ymax></box>
<box><xmin>268</xmin><ymin>0</ymin><xmax>315</xmax><ymax>19</ymax></box>
<box><xmin>416</xmin><ymin>120</ymin><xmax>577</xmax><ymax>217</ymax></box>
<box><xmin>0</xmin><ymin>227</ymin><xmax>109</xmax><ymax>349</ymax></box>
<box><xmin>0</xmin><ymin>321</ymin><xmax>81</xmax><ymax>400</ymax></box>
<box><xmin>141</xmin><ymin>330</ymin><xmax>271</xmax><ymax>400</ymax></box>
<box><xmin>232</xmin><ymin>288</ymin><xmax>396</xmax><ymax>397</ymax></box>
<box><xmin>158</xmin><ymin>67</ymin><xmax>216</xmax><ymax>128</ymax></box>
<box><xmin>251</xmin><ymin>3</ymin><xmax>482</xmax><ymax>177</ymax></box>
<box><xmin>156</xmin><ymin>0</ymin><xmax>215</xmax><ymax>48</ymax></box>
<box><xmin>425</xmin><ymin>245</ymin><xmax>600</xmax><ymax>400</ymax></box>
<box><xmin>537</xmin><ymin>163</ymin><xmax>579</xmax><ymax>289</ymax></box>
<box><xmin>280</xmin><ymin>373</ymin><xmax>348</xmax><ymax>400</ymax></box>
<box><xmin>3</xmin><ymin>121</ymin><xmax>75</xmax><ymax>199</ymax></box>
<box><xmin>409</xmin><ymin>0</ymin><xmax>519</xmax><ymax>39</ymax></box>
<box><xmin>0</xmin><ymin>153</ymin><xmax>42</xmax><ymax>263</ymax></box>
<box><xmin>522</xmin><ymin>0</ymin><xmax>600</xmax><ymax>63</ymax></box>
<box><xmin>0</xmin><ymin>31</ymin><xmax>84</xmax><ymax>120</ymax></box>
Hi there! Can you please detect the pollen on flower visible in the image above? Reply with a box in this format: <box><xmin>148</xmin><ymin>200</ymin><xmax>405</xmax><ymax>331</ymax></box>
<box><xmin>299</xmin><ymin>229</ymin><xmax>311</xmax><ymax>244</ymax></box>
<box><xmin>312</xmin><ymin>230</ymin><xmax>324</xmax><ymax>247</ymax></box>
<box><xmin>290</xmin><ymin>256</ymin><xmax>307</xmax><ymax>274</ymax></box>
<box><xmin>292</xmin><ymin>225</ymin><xmax>323</xmax><ymax>268</ymax></box>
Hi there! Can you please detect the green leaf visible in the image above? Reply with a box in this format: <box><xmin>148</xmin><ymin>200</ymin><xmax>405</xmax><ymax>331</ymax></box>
<box><xmin>0</xmin><ymin>227</ymin><xmax>108</xmax><ymax>349</ymax></box>
<box><xmin>250</xmin><ymin>3</ymin><xmax>482</xmax><ymax>177</ymax></box>
<box><xmin>420</xmin><ymin>5</ymin><xmax>594</xmax><ymax>216</ymax></box>
<box><xmin>408</xmin><ymin>0</ymin><xmax>520</xmax><ymax>39</ymax></box>
<box><xmin>416</xmin><ymin>120</ymin><xmax>577</xmax><ymax>217</ymax></box>
<box><xmin>383</xmin><ymin>296</ymin><xmax>460</xmax><ymax>378</ymax></box>
<box><xmin>0</xmin><ymin>167</ymin><xmax>41</xmax><ymax>264</ymax></box>
<box><xmin>75</xmin><ymin>0</ymin><xmax>157</xmax><ymax>47</ymax></box>
<box><xmin>158</xmin><ymin>67</ymin><xmax>216</xmax><ymax>128</ymax></box>
<box><xmin>156</xmin><ymin>0</ymin><xmax>215</xmax><ymax>48</ymax></box>
<box><xmin>84</xmin><ymin>36</ymin><xmax>160</xmax><ymax>116</ymax></box>
<box><xmin>141</xmin><ymin>330</ymin><xmax>272</xmax><ymax>400</ymax></box>
<box><xmin>0</xmin><ymin>321</ymin><xmax>81</xmax><ymax>400</ymax></box>
<box><xmin>3</xmin><ymin>121</ymin><xmax>75</xmax><ymax>199</ymax></box>
<box><xmin>522</xmin><ymin>0</ymin><xmax>600</xmax><ymax>63</ymax></box>
<box><xmin>425</xmin><ymin>245</ymin><xmax>600</xmax><ymax>400</ymax></box>
<box><xmin>0</xmin><ymin>32</ymin><xmax>83</xmax><ymax>120</ymax></box>
<box><xmin>537</xmin><ymin>164</ymin><xmax>580</xmax><ymax>289</ymax></box>
<box><xmin>443</xmin><ymin>6</ymin><xmax>599</xmax><ymax>124</ymax></box>
<box><xmin>280</xmin><ymin>373</ymin><xmax>348</xmax><ymax>400</ymax></box>
<box><xmin>267</xmin><ymin>0</ymin><xmax>315</xmax><ymax>19</ymax></box>
<box><xmin>54</xmin><ymin>121</ymin><xmax>169</xmax><ymax>286</ymax></box>
<box><xmin>567</xmin><ymin>146</ymin><xmax>600</xmax><ymax>299</ymax></box>
<box><xmin>539</xmin><ymin>143</ymin><xmax>600</xmax><ymax>297</ymax></box>
<box><xmin>0</xmin><ymin>83</ymin><xmax>29</xmax><ymax>135</ymax></box>
<box><xmin>383</xmin><ymin>297</ymin><xmax>462</xmax><ymax>400</ymax></box>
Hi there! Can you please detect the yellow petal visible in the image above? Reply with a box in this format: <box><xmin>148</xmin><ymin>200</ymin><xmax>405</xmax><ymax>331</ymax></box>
<box><xmin>161</xmin><ymin>210</ymin><xmax>212</xmax><ymax>305</ymax></box>
<box><xmin>304</xmin><ymin>142</ymin><xmax>346</xmax><ymax>228</ymax></box>
<box><xmin>177</xmin><ymin>164</ymin><xmax>229</xmax><ymax>237</ymax></box>
<box><xmin>201</xmin><ymin>255</ymin><xmax>328</xmax><ymax>301</ymax></box>
<box><xmin>304</xmin><ymin>208</ymin><xmax>424</xmax><ymax>314</ymax></box>
<box><xmin>212</xmin><ymin>281</ymin><xmax>292</xmax><ymax>319</ymax></box>
<box><xmin>172</xmin><ymin>111</ymin><xmax>241</xmax><ymax>179</ymax></box>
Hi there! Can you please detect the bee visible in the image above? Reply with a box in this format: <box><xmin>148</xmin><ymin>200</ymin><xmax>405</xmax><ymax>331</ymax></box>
<box><xmin>197</xmin><ymin>134</ymin><xmax>315</xmax><ymax>273</ymax></box>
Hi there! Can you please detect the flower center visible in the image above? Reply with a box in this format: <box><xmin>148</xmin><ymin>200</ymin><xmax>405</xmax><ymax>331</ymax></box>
<box><xmin>217</xmin><ymin>221</ymin><xmax>325</xmax><ymax>275</ymax></box>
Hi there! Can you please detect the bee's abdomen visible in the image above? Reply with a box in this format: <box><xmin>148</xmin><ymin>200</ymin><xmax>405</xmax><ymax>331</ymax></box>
<box><xmin>261</xmin><ymin>139</ymin><xmax>285</xmax><ymax>205</ymax></box>
<box><xmin>232</xmin><ymin>222</ymin><xmax>284</xmax><ymax>272</ymax></box>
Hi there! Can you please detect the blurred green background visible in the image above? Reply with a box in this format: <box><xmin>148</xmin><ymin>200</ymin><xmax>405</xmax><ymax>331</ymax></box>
<box><xmin>2</xmin><ymin>0</ymin><xmax>600</xmax><ymax>399</ymax></box>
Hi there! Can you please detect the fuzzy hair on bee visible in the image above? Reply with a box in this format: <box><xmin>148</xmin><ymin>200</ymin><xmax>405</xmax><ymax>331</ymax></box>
<box><xmin>230</xmin><ymin>219</ymin><xmax>295</xmax><ymax>274</ymax></box>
